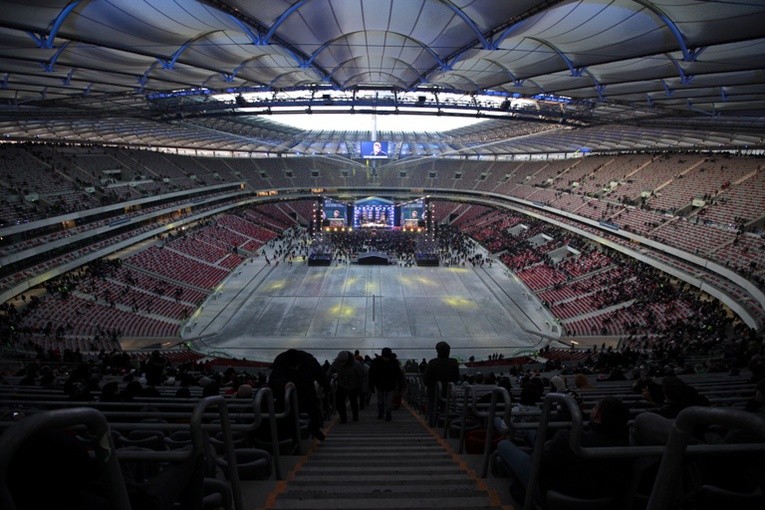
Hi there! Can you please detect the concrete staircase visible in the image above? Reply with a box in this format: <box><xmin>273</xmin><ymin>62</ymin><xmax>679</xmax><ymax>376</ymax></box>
<box><xmin>266</xmin><ymin>403</ymin><xmax>507</xmax><ymax>509</ymax></box>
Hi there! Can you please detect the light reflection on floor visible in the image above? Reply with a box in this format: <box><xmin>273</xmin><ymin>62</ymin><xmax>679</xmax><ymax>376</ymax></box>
<box><xmin>441</xmin><ymin>296</ymin><xmax>477</xmax><ymax>310</ymax></box>
<box><xmin>185</xmin><ymin>260</ymin><xmax>562</xmax><ymax>363</ymax></box>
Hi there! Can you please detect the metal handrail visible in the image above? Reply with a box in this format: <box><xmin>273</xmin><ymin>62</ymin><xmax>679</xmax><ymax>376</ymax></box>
<box><xmin>405</xmin><ymin>375</ymin><xmax>426</xmax><ymax>414</ymax></box>
<box><xmin>191</xmin><ymin>395</ymin><xmax>244</xmax><ymax>510</ymax></box>
<box><xmin>0</xmin><ymin>407</ymin><xmax>131</xmax><ymax>510</ymax></box>
<box><xmin>267</xmin><ymin>383</ymin><xmax>303</xmax><ymax>457</ymax></box>
<box><xmin>441</xmin><ymin>382</ymin><xmax>468</xmax><ymax>439</ymax></box>
<box><xmin>427</xmin><ymin>379</ymin><xmax>441</xmax><ymax>428</ymax></box>
<box><xmin>0</xmin><ymin>386</ymin><xmax>288</xmax><ymax>481</ymax></box>
<box><xmin>646</xmin><ymin>406</ymin><xmax>765</xmax><ymax>510</ymax></box>
<box><xmin>112</xmin><ymin>395</ymin><xmax>245</xmax><ymax>510</ymax></box>
<box><xmin>459</xmin><ymin>384</ymin><xmax>512</xmax><ymax>454</ymax></box>
<box><xmin>456</xmin><ymin>384</ymin><xmax>472</xmax><ymax>452</ymax></box>
<box><xmin>522</xmin><ymin>393</ymin><xmax>765</xmax><ymax>510</ymax></box>
<box><xmin>480</xmin><ymin>386</ymin><xmax>511</xmax><ymax>477</ymax></box>
<box><xmin>246</xmin><ymin>385</ymin><xmax>283</xmax><ymax>479</ymax></box>
<box><xmin>73</xmin><ymin>387</ymin><xmax>280</xmax><ymax>481</ymax></box>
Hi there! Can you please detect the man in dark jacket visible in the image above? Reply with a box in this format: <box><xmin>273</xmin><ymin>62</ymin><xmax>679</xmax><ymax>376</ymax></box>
<box><xmin>327</xmin><ymin>350</ymin><xmax>365</xmax><ymax>423</ymax></box>
<box><xmin>269</xmin><ymin>349</ymin><xmax>330</xmax><ymax>440</ymax></box>
<box><xmin>423</xmin><ymin>341</ymin><xmax>460</xmax><ymax>426</ymax></box>
<box><xmin>368</xmin><ymin>347</ymin><xmax>404</xmax><ymax>421</ymax></box>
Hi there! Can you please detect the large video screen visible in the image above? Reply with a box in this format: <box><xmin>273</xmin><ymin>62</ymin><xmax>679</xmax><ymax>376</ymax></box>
<box><xmin>353</xmin><ymin>197</ymin><xmax>395</xmax><ymax>229</ymax></box>
<box><xmin>401</xmin><ymin>200</ymin><xmax>425</xmax><ymax>228</ymax></box>
<box><xmin>322</xmin><ymin>198</ymin><xmax>347</xmax><ymax>226</ymax></box>
<box><xmin>360</xmin><ymin>141</ymin><xmax>390</xmax><ymax>159</ymax></box>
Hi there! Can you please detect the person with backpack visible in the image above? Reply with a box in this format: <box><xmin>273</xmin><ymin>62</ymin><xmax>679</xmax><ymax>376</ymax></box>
<box><xmin>368</xmin><ymin>347</ymin><xmax>405</xmax><ymax>421</ymax></box>
<box><xmin>328</xmin><ymin>350</ymin><xmax>366</xmax><ymax>423</ymax></box>
<box><xmin>269</xmin><ymin>348</ymin><xmax>330</xmax><ymax>441</ymax></box>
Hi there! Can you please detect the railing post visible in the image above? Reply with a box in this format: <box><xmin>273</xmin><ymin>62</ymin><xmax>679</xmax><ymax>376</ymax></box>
<box><xmin>254</xmin><ymin>386</ymin><xmax>283</xmax><ymax>480</ymax></box>
<box><xmin>192</xmin><ymin>396</ymin><xmax>244</xmax><ymax>510</ymax></box>
<box><xmin>457</xmin><ymin>384</ymin><xmax>472</xmax><ymax>453</ymax></box>
<box><xmin>0</xmin><ymin>407</ymin><xmax>131</xmax><ymax>510</ymax></box>
<box><xmin>482</xmin><ymin>387</ymin><xmax>511</xmax><ymax>478</ymax></box>
<box><xmin>646</xmin><ymin>406</ymin><xmax>765</xmax><ymax>510</ymax></box>
<box><xmin>524</xmin><ymin>393</ymin><xmax>582</xmax><ymax>510</ymax></box>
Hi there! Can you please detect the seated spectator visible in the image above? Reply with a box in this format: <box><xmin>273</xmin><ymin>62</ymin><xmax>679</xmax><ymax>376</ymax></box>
<box><xmin>574</xmin><ymin>373</ymin><xmax>593</xmax><ymax>391</ymax></box>
<box><xmin>145</xmin><ymin>350</ymin><xmax>168</xmax><ymax>386</ymax></box>
<box><xmin>549</xmin><ymin>375</ymin><xmax>565</xmax><ymax>394</ymax></box>
<box><xmin>506</xmin><ymin>385</ymin><xmax>543</xmax><ymax>447</ymax></box>
<box><xmin>201</xmin><ymin>378</ymin><xmax>220</xmax><ymax>397</ymax></box>
<box><xmin>634</xmin><ymin>376</ymin><xmax>713</xmax><ymax>447</ymax></box>
<box><xmin>99</xmin><ymin>381</ymin><xmax>121</xmax><ymax>402</ymax></box>
<box><xmin>634</xmin><ymin>380</ymin><xmax>765</xmax><ymax>506</ymax></box>
<box><xmin>549</xmin><ymin>375</ymin><xmax>583</xmax><ymax>420</ymax></box>
<box><xmin>706</xmin><ymin>378</ymin><xmax>765</xmax><ymax>444</ymax></box>
<box><xmin>654</xmin><ymin>376</ymin><xmax>709</xmax><ymax>419</ymax></box>
<box><xmin>236</xmin><ymin>383</ymin><xmax>254</xmax><ymax>399</ymax></box>
<box><xmin>632</xmin><ymin>377</ymin><xmax>665</xmax><ymax>409</ymax></box>
<box><xmin>497</xmin><ymin>397</ymin><xmax>631</xmax><ymax>503</ymax></box>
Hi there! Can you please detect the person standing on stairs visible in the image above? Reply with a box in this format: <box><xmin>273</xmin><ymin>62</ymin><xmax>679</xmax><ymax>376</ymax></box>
<box><xmin>269</xmin><ymin>348</ymin><xmax>330</xmax><ymax>441</ymax></box>
<box><xmin>423</xmin><ymin>341</ymin><xmax>460</xmax><ymax>427</ymax></box>
<box><xmin>353</xmin><ymin>350</ymin><xmax>370</xmax><ymax>410</ymax></box>
<box><xmin>327</xmin><ymin>350</ymin><xmax>365</xmax><ymax>423</ymax></box>
<box><xmin>368</xmin><ymin>347</ymin><xmax>405</xmax><ymax>421</ymax></box>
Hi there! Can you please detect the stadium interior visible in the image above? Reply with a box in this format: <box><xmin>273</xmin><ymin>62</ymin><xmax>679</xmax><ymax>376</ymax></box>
<box><xmin>0</xmin><ymin>1</ymin><xmax>764</xmax><ymax>509</ymax></box>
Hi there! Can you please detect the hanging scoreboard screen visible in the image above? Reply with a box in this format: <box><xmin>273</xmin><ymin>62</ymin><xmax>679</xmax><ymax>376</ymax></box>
<box><xmin>323</xmin><ymin>198</ymin><xmax>347</xmax><ymax>226</ymax></box>
<box><xmin>361</xmin><ymin>141</ymin><xmax>390</xmax><ymax>159</ymax></box>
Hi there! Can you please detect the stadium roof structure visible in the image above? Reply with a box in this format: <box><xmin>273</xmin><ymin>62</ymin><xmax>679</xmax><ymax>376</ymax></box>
<box><xmin>0</xmin><ymin>0</ymin><xmax>764</xmax><ymax>156</ymax></box>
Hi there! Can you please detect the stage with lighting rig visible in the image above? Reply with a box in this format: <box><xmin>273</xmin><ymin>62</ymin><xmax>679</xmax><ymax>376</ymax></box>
<box><xmin>317</xmin><ymin>196</ymin><xmax>431</xmax><ymax>232</ymax></box>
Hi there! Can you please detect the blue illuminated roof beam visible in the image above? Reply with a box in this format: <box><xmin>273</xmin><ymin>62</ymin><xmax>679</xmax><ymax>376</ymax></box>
<box><xmin>220</xmin><ymin>55</ymin><xmax>270</xmax><ymax>84</ymax></box>
<box><xmin>260</xmin><ymin>0</ymin><xmax>313</xmax><ymax>46</ymax></box>
<box><xmin>437</xmin><ymin>0</ymin><xmax>491</xmax><ymax>50</ymax></box>
<box><xmin>665</xmin><ymin>54</ymin><xmax>694</xmax><ymax>85</ymax></box>
<box><xmin>26</xmin><ymin>0</ymin><xmax>82</xmax><ymax>49</ymax></box>
<box><xmin>528</xmin><ymin>37</ymin><xmax>585</xmax><ymax>77</ymax></box>
<box><xmin>228</xmin><ymin>16</ymin><xmax>262</xmax><ymax>45</ymax></box>
<box><xmin>632</xmin><ymin>0</ymin><xmax>704</xmax><ymax>62</ymax></box>
<box><xmin>41</xmin><ymin>41</ymin><xmax>71</xmax><ymax>73</ymax></box>
<box><xmin>483</xmin><ymin>59</ymin><xmax>544</xmax><ymax>92</ymax></box>
<box><xmin>158</xmin><ymin>31</ymin><xmax>221</xmax><ymax>70</ymax></box>
<box><xmin>205</xmin><ymin>0</ymin><xmax>339</xmax><ymax>88</ymax></box>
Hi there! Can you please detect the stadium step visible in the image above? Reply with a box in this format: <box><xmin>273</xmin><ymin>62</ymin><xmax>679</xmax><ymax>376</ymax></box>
<box><xmin>266</xmin><ymin>402</ymin><xmax>505</xmax><ymax>509</ymax></box>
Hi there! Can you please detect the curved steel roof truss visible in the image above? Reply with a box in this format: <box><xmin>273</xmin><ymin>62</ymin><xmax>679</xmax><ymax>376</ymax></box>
<box><xmin>0</xmin><ymin>0</ymin><xmax>760</xmax><ymax>152</ymax></box>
